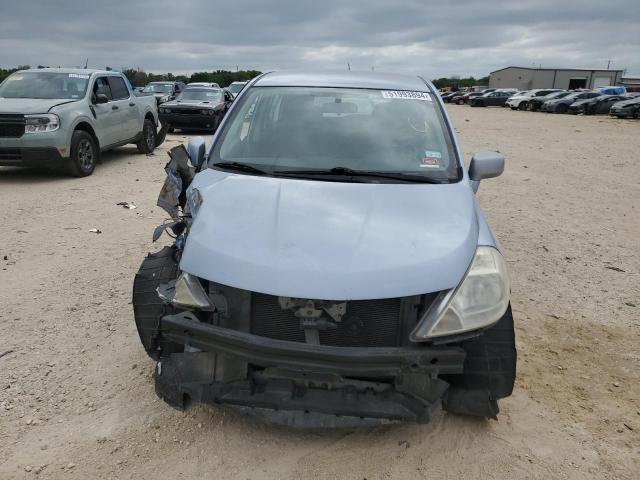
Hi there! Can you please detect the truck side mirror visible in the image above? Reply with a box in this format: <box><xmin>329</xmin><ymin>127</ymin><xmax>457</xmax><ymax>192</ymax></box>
<box><xmin>186</xmin><ymin>136</ymin><xmax>206</xmax><ymax>169</ymax></box>
<box><xmin>94</xmin><ymin>93</ymin><xmax>109</xmax><ymax>104</ymax></box>
<box><xmin>469</xmin><ymin>151</ymin><xmax>504</xmax><ymax>192</ymax></box>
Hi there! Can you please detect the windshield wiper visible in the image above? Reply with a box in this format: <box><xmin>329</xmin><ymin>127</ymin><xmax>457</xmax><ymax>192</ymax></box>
<box><xmin>212</xmin><ymin>162</ymin><xmax>269</xmax><ymax>175</ymax></box>
<box><xmin>274</xmin><ymin>166</ymin><xmax>446</xmax><ymax>184</ymax></box>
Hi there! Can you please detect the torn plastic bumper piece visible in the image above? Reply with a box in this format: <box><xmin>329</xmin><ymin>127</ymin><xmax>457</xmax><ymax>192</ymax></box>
<box><xmin>155</xmin><ymin>313</ymin><xmax>469</xmax><ymax>425</ymax></box>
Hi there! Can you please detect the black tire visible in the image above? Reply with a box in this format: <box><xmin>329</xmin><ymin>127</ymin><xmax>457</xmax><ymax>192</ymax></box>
<box><xmin>66</xmin><ymin>130</ymin><xmax>98</xmax><ymax>177</ymax></box>
<box><xmin>136</xmin><ymin>118</ymin><xmax>157</xmax><ymax>154</ymax></box>
<box><xmin>556</xmin><ymin>104</ymin><xmax>568</xmax><ymax>114</ymax></box>
<box><xmin>167</xmin><ymin>127</ymin><xmax>175</xmax><ymax>133</ymax></box>
<box><xmin>510</xmin><ymin>106</ymin><xmax>517</xmax><ymax>110</ymax></box>
<box><xmin>132</xmin><ymin>246</ymin><xmax>182</xmax><ymax>359</ymax></box>
<box><xmin>442</xmin><ymin>305</ymin><xmax>517</xmax><ymax>418</ymax></box>
<box><xmin>155</xmin><ymin>123</ymin><xmax>168</xmax><ymax>147</ymax></box>
<box><xmin>518</xmin><ymin>101</ymin><xmax>528</xmax><ymax>111</ymax></box>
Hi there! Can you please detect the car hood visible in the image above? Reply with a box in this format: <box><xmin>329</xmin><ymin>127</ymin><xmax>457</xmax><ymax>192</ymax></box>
<box><xmin>0</xmin><ymin>97</ymin><xmax>78</xmax><ymax>114</ymax></box>
<box><xmin>571</xmin><ymin>98</ymin><xmax>595</xmax><ymax>106</ymax></box>
<box><xmin>163</xmin><ymin>100</ymin><xmax>220</xmax><ymax>108</ymax></box>
<box><xmin>611</xmin><ymin>98</ymin><xmax>640</xmax><ymax>108</ymax></box>
<box><xmin>180</xmin><ymin>169</ymin><xmax>479</xmax><ymax>300</ymax></box>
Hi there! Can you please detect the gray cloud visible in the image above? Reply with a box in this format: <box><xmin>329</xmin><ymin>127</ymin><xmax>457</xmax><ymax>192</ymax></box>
<box><xmin>1</xmin><ymin>0</ymin><xmax>638</xmax><ymax>77</ymax></box>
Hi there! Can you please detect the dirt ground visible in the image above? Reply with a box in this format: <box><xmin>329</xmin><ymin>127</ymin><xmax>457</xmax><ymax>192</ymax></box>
<box><xmin>1</xmin><ymin>105</ymin><xmax>638</xmax><ymax>480</ymax></box>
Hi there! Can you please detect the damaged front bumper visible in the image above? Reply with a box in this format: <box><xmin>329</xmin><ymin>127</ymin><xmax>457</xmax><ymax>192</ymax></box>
<box><xmin>155</xmin><ymin>312</ymin><xmax>469</xmax><ymax>427</ymax></box>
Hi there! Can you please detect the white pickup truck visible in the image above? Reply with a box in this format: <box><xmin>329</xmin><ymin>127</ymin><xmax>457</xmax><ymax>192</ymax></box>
<box><xmin>0</xmin><ymin>68</ymin><xmax>163</xmax><ymax>176</ymax></box>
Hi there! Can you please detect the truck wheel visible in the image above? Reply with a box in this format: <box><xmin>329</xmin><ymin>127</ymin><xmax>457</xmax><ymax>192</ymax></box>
<box><xmin>66</xmin><ymin>130</ymin><xmax>98</xmax><ymax>177</ymax></box>
<box><xmin>155</xmin><ymin>122</ymin><xmax>168</xmax><ymax>147</ymax></box>
<box><xmin>136</xmin><ymin>118</ymin><xmax>157</xmax><ymax>154</ymax></box>
<box><xmin>442</xmin><ymin>304</ymin><xmax>516</xmax><ymax>418</ymax></box>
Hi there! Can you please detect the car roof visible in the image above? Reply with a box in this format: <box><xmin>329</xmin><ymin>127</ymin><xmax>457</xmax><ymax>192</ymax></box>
<box><xmin>21</xmin><ymin>67</ymin><xmax>111</xmax><ymax>75</ymax></box>
<box><xmin>183</xmin><ymin>87</ymin><xmax>221</xmax><ymax>91</ymax></box>
<box><xmin>254</xmin><ymin>71</ymin><xmax>431</xmax><ymax>91</ymax></box>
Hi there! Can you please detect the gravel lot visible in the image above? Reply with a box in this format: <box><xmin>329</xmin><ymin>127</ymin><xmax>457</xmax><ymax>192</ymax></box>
<box><xmin>1</xmin><ymin>105</ymin><xmax>638</xmax><ymax>479</ymax></box>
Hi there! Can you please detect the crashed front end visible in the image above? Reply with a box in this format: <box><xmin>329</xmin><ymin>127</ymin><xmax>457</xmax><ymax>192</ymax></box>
<box><xmin>132</xmin><ymin>144</ymin><xmax>515</xmax><ymax>427</ymax></box>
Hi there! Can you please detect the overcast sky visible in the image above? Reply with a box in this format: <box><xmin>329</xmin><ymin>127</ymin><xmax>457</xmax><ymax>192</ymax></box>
<box><xmin>1</xmin><ymin>1</ymin><xmax>638</xmax><ymax>78</ymax></box>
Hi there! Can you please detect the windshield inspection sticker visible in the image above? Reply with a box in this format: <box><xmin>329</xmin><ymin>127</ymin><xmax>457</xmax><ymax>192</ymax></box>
<box><xmin>69</xmin><ymin>74</ymin><xmax>89</xmax><ymax>79</ymax></box>
<box><xmin>381</xmin><ymin>90</ymin><xmax>431</xmax><ymax>101</ymax></box>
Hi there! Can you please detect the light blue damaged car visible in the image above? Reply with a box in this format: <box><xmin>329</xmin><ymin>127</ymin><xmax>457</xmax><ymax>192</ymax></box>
<box><xmin>133</xmin><ymin>71</ymin><xmax>516</xmax><ymax>427</ymax></box>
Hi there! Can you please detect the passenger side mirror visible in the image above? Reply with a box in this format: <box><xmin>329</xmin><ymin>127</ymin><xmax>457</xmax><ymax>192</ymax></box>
<box><xmin>94</xmin><ymin>93</ymin><xmax>109</xmax><ymax>104</ymax></box>
<box><xmin>186</xmin><ymin>136</ymin><xmax>207</xmax><ymax>169</ymax></box>
<box><xmin>468</xmin><ymin>151</ymin><xmax>504</xmax><ymax>192</ymax></box>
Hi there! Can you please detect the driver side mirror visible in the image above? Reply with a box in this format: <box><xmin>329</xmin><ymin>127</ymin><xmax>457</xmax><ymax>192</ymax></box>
<box><xmin>94</xmin><ymin>93</ymin><xmax>109</xmax><ymax>104</ymax></box>
<box><xmin>469</xmin><ymin>151</ymin><xmax>504</xmax><ymax>192</ymax></box>
<box><xmin>186</xmin><ymin>136</ymin><xmax>207</xmax><ymax>169</ymax></box>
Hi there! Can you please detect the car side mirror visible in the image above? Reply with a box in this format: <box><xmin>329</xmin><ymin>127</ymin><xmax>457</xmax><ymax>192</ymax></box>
<box><xmin>94</xmin><ymin>93</ymin><xmax>109</xmax><ymax>104</ymax></box>
<box><xmin>186</xmin><ymin>136</ymin><xmax>207</xmax><ymax>169</ymax></box>
<box><xmin>469</xmin><ymin>151</ymin><xmax>504</xmax><ymax>192</ymax></box>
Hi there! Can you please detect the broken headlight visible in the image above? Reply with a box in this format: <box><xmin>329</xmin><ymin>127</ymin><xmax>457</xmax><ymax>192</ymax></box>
<box><xmin>185</xmin><ymin>187</ymin><xmax>203</xmax><ymax>218</ymax></box>
<box><xmin>24</xmin><ymin>114</ymin><xmax>59</xmax><ymax>133</ymax></box>
<box><xmin>171</xmin><ymin>272</ymin><xmax>214</xmax><ymax>311</ymax></box>
<box><xmin>411</xmin><ymin>247</ymin><xmax>510</xmax><ymax>341</ymax></box>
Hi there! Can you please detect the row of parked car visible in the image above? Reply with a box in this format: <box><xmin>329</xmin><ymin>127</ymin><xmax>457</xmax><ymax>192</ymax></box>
<box><xmin>136</xmin><ymin>80</ymin><xmax>248</xmax><ymax>132</ymax></box>
<box><xmin>442</xmin><ymin>87</ymin><xmax>640</xmax><ymax>118</ymax></box>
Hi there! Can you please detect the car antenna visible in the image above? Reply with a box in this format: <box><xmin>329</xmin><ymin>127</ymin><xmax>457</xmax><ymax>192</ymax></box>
<box><xmin>84</xmin><ymin>58</ymin><xmax>89</xmax><ymax>69</ymax></box>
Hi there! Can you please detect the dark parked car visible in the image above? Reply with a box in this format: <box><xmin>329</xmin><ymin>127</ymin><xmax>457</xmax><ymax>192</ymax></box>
<box><xmin>569</xmin><ymin>94</ymin><xmax>634</xmax><ymax>115</ymax></box>
<box><xmin>609</xmin><ymin>96</ymin><xmax>640</xmax><ymax>118</ymax></box>
<box><xmin>528</xmin><ymin>91</ymin><xmax>570</xmax><ymax>111</ymax></box>
<box><xmin>142</xmin><ymin>81</ymin><xmax>186</xmax><ymax>105</ymax></box>
<box><xmin>159</xmin><ymin>87</ymin><xmax>234</xmax><ymax>132</ymax></box>
<box><xmin>446</xmin><ymin>90</ymin><xmax>468</xmax><ymax>103</ymax></box>
<box><xmin>470</xmin><ymin>89</ymin><xmax>517</xmax><ymax>107</ymax></box>
<box><xmin>441</xmin><ymin>91</ymin><xmax>461</xmax><ymax>103</ymax></box>
<box><xmin>541</xmin><ymin>91</ymin><xmax>601</xmax><ymax>113</ymax></box>
<box><xmin>456</xmin><ymin>88</ymin><xmax>496</xmax><ymax>105</ymax></box>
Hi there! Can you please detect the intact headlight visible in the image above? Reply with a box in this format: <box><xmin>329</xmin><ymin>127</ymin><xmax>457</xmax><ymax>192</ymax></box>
<box><xmin>411</xmin><ymin>247</ymin><xmax>510</xmax><ymax>341</ymax></box>
<box><xmin>24</xmin><ymin>114</ymin><xmax>59</xmax><ymax>133</ymax></box>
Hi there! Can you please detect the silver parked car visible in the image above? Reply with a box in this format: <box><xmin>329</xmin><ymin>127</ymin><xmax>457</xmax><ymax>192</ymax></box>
<box><xmin>0</xmin><ymin>68</ymin><xmax>161</xmax><ymax>176</ymax></box>
<box><xmin>133</xmin><ymin>71</ymin><xmax>516</xmax><ymax>426</ymax></box>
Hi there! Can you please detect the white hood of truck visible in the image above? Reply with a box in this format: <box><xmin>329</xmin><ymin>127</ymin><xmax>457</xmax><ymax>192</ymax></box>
<box><xmin>180</xmin><ymin>169</ymin><xmax>478</xmax><ymax>300</ymax></box>
<box><xmin>0</xmin><ymin>98</ymin><xmax>77</xmax><ymax>114</ymax></box>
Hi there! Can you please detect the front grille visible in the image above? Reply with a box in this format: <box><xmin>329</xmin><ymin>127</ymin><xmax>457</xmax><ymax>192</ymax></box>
<box><xmin>171</xmin><ymin>108</ymin><xmax>200</xmax><ymax>115</ymax></box>
<box><xmin>0</xmin><ymin>149</ymin><xmax>22</xmax><ymax>161</ymax></box>
<box><xmin>250</xmin><ymin>293</ymin><xmax>403</xmax><ymax>347</ymax></box>
<box><xmin>0</xmin><ymin>114</ymin><xmax>25</xmax><ymax>138</ymax></box>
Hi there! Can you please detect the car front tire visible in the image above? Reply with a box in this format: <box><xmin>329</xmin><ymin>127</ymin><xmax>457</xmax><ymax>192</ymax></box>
<box><xmin>66</xmin><ymin>130</ymin><xmax>98</xmax><ymax>177</ymax></box>
<box><xmin>136</xmin><ymin>118</ymin><xmax>157</xmax><ymax>154</ymax></box>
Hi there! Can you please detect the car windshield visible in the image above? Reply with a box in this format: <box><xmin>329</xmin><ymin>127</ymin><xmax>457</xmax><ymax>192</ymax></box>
<box><xmin>544</xmin><ymin>91</ymin><xmax>567</xmax><ymax>99</ymax></box>
<box><xmin>0</xmin><ymin>71</ymin><xmax>89</xmax><ymax>99</ymax></box>
<box><xmin>178</xmin><ymin>89</ymin><xmax>223</xmax><ymax>101</ymax></box>
<box><xmin>211</xmin><ymin>86</ymin><xmax>459</xmax><ymax>183</ymax></box>
<box><xmin>228</xmin><ymin>83</ymin><xmax>245</xmax><ymax>94</ymax></box>
<box><xmin>143</xmin><ymin>84</ymin><xmax>172</xmax><ymax>93</ymax></box>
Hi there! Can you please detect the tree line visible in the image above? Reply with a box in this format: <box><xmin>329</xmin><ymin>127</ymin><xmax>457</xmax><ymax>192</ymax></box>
<box><xmin>2</xmin><ymin>66</ymin><xmax>488</xmax><ymax>90</ymax></box>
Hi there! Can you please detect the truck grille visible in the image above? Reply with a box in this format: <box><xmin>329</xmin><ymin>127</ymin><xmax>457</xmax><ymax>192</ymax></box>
<box><xmin>0</xmin><ymin>149</ymin><xmax>22</xmax><ymax>162</ymax></box>
<box><xmin>0</xmin><ymin>115</ymin><xmax>26</xmax><ymax>138</ymax></box>
<box><xmin>250</xmin><ymin>293</ymin><xmax>403</xmax><ymax>347</ymax></box>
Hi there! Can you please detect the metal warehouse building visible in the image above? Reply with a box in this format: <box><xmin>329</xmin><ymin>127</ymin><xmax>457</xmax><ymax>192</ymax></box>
<box><xmin>489</xmin><ymin>66</ymin><xmax>624</xmax><ymax>90</ymax></box>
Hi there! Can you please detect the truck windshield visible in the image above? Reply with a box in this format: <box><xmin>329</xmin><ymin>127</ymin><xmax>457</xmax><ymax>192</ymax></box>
<box><xmin>143</xmin><ymin>84</ymin><xmax>172</xmax><ymax>93</ymax></box>
<box><xmin>0</xmin><ymin>72</ymin><xmax>89</xmax><ymax>99</ymax></box>
<box><xmin>212</xmin><ymin>86</ymin><xmax>459</xmax><ymax>183</ymax></box>
<box><xmin>179</xmin><ymin>89</ymin><xmax>222</xmax><ymax>102</ymax></box>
